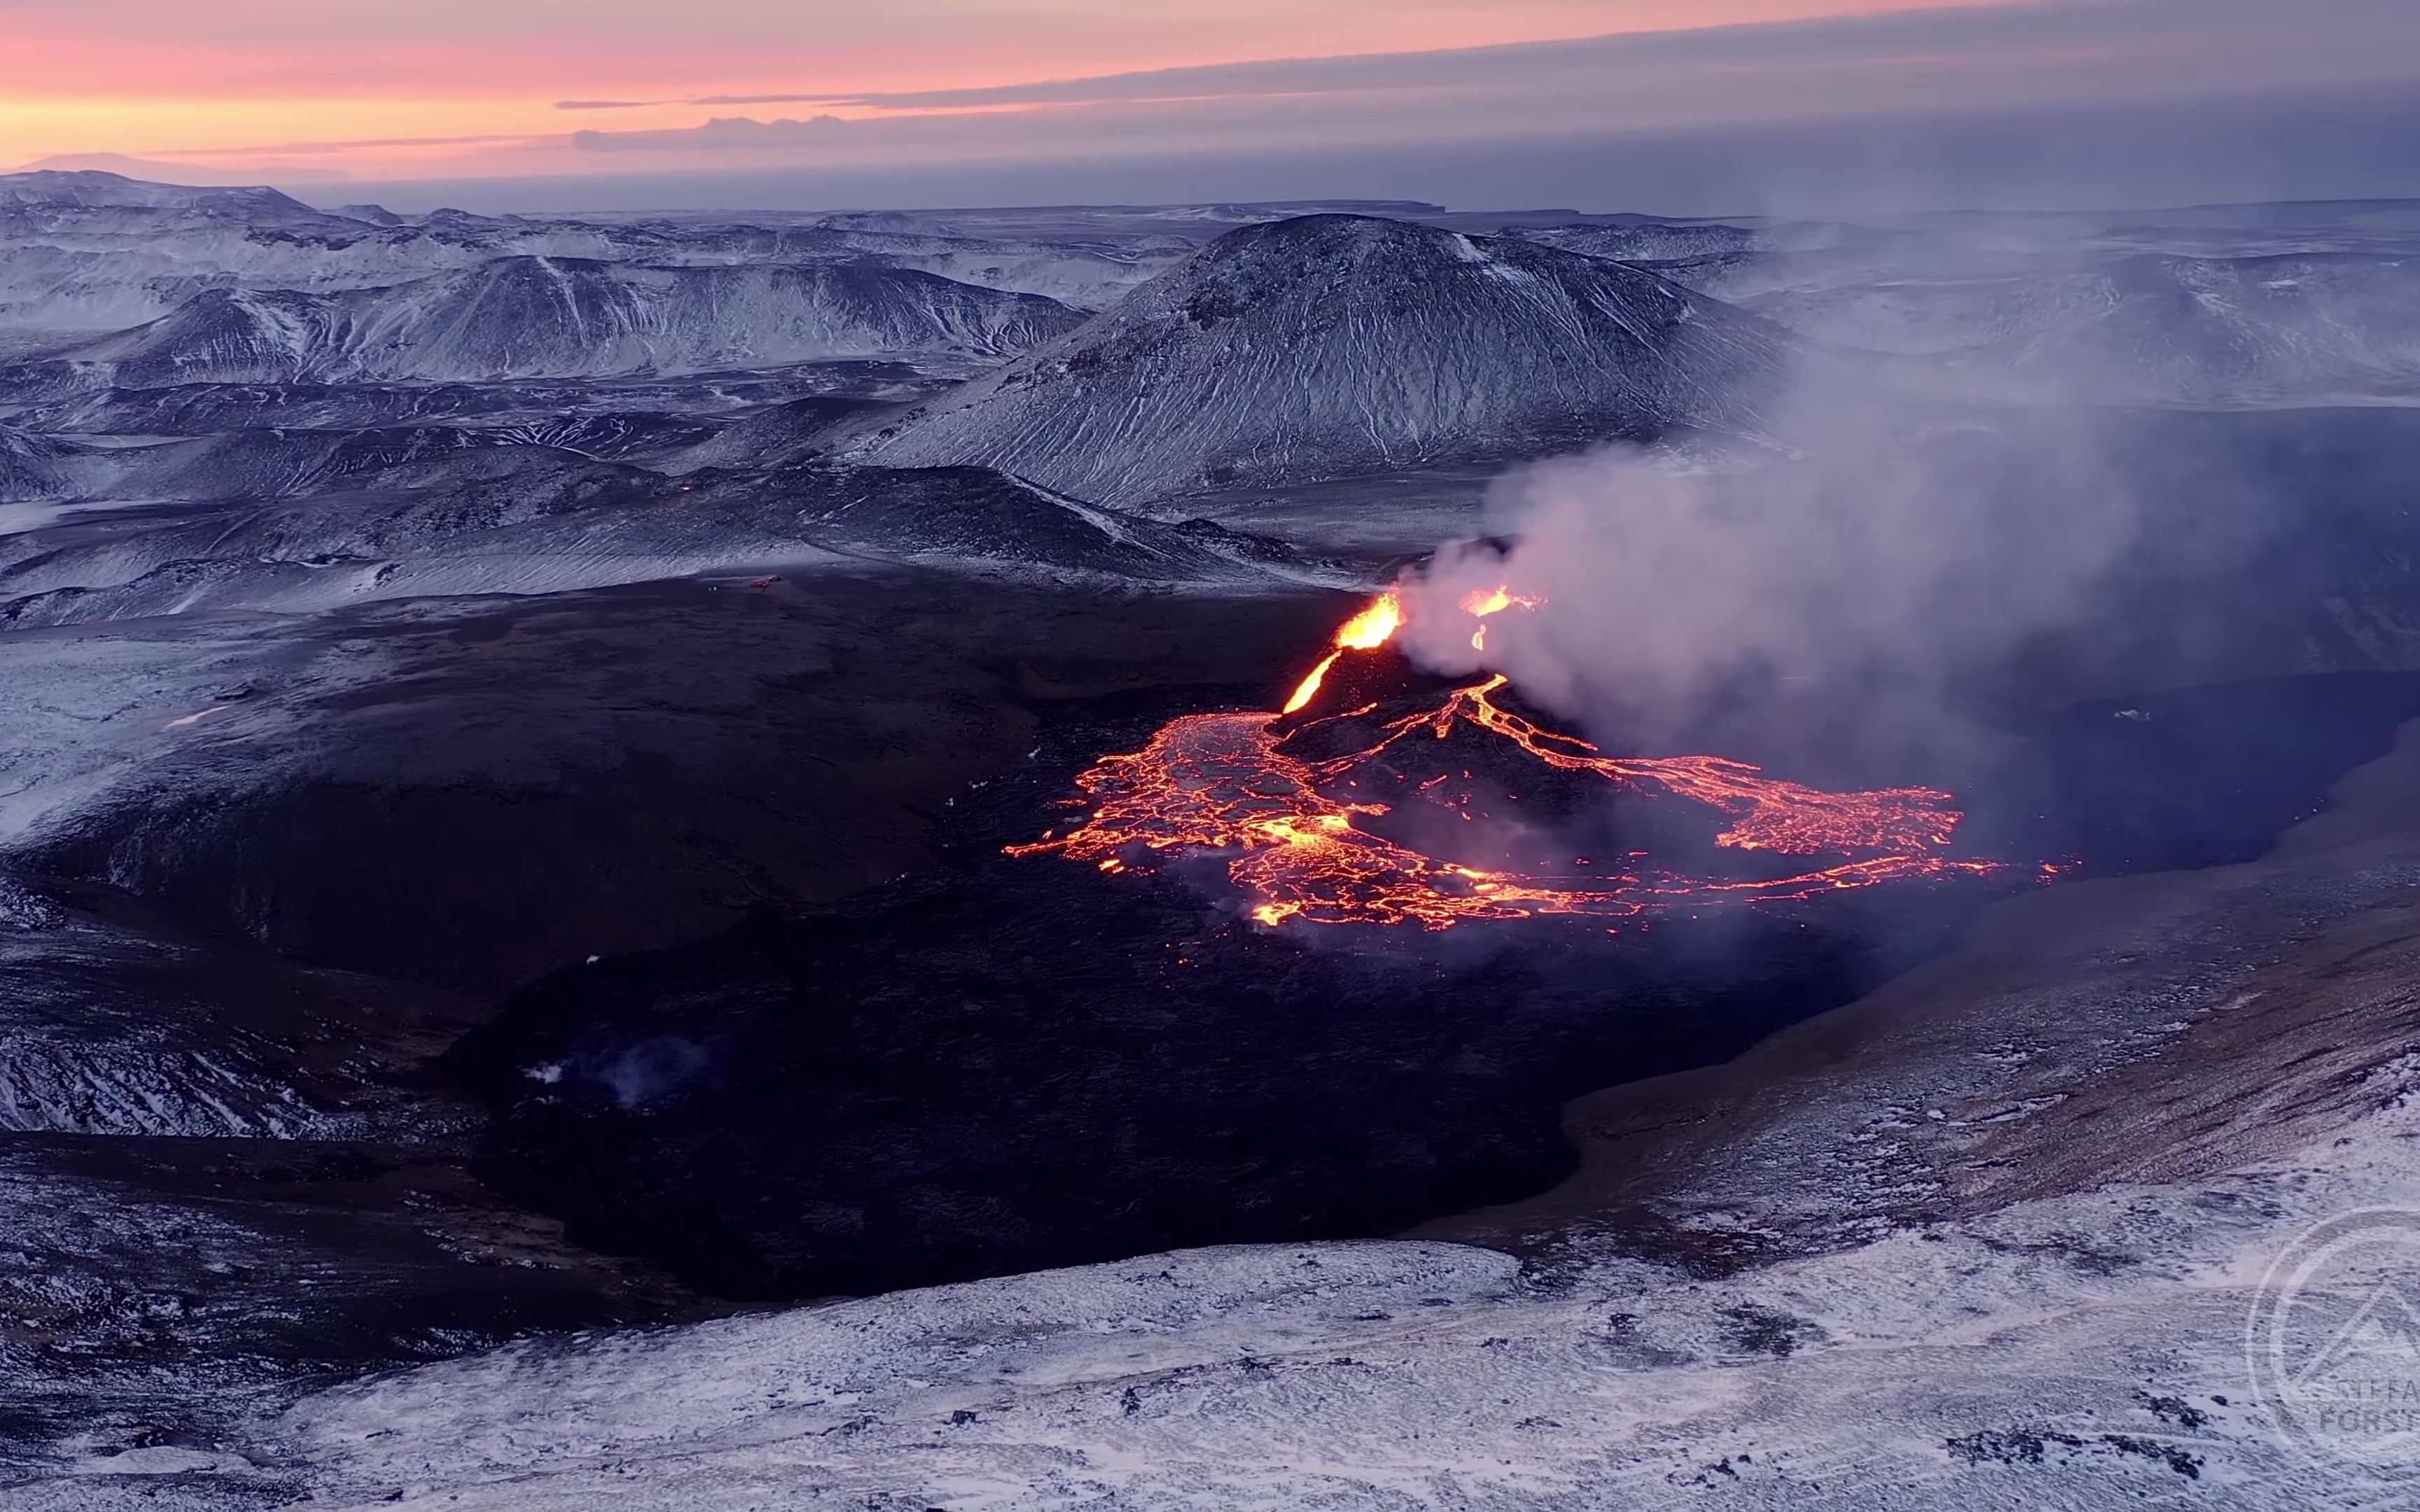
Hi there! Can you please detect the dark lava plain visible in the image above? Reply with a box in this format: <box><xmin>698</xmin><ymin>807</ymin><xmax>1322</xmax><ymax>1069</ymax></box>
<box><xmin>23</xmin><ymin>568</ymin><xmax>1345</xmax><ymax>991</ymax></box>
<box><xmin>444</xmin><ymin>605</ymin><xmax>2420</xmax><ymax>1301</ymax></box>
<box><xmin>17</xmin><ymin>550</ymin><xmax>2419</xmax><ymax>1318</ymax></box>
<box><xmin>447</xmin><ymin>722</ymin><xmax>1964</xmax><ymax>1300</ymax></box>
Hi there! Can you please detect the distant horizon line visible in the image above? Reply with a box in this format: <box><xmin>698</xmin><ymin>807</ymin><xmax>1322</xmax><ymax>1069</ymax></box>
<box><xmin>11</xmin><ymin>162</ymin><xmax>2420</xmax><ymax>233</ymax></box>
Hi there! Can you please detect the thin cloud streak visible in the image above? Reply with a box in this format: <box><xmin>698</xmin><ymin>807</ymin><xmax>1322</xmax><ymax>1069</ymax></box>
<box><xmin>0</xmin><ymin>1</ymin><xmax>2023</xmax><ymax>102</ymax></box>
<box><xmin>543</xmin><ymin>0</ymin><xmax>2419</xmax><ymax>168</ymax></box>
<box><xmin>547</xmin><ymin>0</ymin><xmax>2419</xmax><ymax>117</ymax></box>
<box><xmin>12</xmin><ymin>0</ymin><xmax>2412</xmax><ymax>200</ymax></box>
<box><xmin>157</xmin><ymin>132</ymin><xmax>548</xmax><ymax>158</ymax></box>
<box><xmin>330</xmin><ymin>84</ymin><xmax>2420</xmax><ymax>219</ymax></box>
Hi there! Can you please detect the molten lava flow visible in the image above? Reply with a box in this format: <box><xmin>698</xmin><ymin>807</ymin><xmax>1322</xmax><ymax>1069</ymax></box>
<box><xmin>1410</xmin><ymin>678</ymin><xmax>1967</xmax><ymax>858</ymax></box>
<box><xmin>1282</xmin><ymin>589</ymin><xmax>1404</xmax><ymax>714</ymax></box>
<box><xmin>1012</xmin><ymin>590</ymin><xmax>2009</xmax><ymax>930</ymax></box>
<box><xmin>1458</xmin><ymin>585</ymin><xmax>1541</xmax><ymax>650</ymax></box>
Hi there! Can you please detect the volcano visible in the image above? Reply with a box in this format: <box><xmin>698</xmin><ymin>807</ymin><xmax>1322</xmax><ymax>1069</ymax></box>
<box><xmin>851</xmin><ymin>214</ymin><xmax>1790</xmax><ymax>503</ymax></box>
<box><xmin>1010</xmin><ymin>590</ymin><xmax>2018</xmax><ymax>929</ymax></box>
<box><xmin>443</xmin><ymin>587</ymin><xmax>2047</xmax><ymax>1306</ymax></box>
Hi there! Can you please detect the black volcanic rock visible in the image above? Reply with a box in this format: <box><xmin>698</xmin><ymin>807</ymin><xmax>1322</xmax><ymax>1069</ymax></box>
<box><xmin>447</xmin><ymin>856</ymin><xmax>1908</xmax><ymax>1301</ymax></box>
<box><xmin>851</xmin><ymin>214</ymin><xmax>1790</xmax><ymax>503</ymax></box>
<box><xmin>436</xmin><ymin>660</ymin><xmax>2420</xmax><ymax>1305</ymax></box>
<box><xmin>1268</xmin><ymin>641</ymin><xmax>1453</xmax><ymax>734</ymax></box>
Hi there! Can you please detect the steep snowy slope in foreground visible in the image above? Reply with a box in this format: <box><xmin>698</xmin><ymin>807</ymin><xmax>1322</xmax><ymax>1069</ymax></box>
<box><xmin>855</xmin><ymin>214</ymin><xmax>1788</xmax><ymax>504</ymax></box>
<box><xmin>267</xmin><ymin>1140</ymin><xmax>2414</xmax><ymax>1509</ymax></box>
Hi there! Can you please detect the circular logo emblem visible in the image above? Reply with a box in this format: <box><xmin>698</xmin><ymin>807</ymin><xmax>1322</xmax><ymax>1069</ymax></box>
<box><xmin>2248</xmin><ymin>1208</ymin><xmax>2420</xmax><ymax>1471</ymax></box>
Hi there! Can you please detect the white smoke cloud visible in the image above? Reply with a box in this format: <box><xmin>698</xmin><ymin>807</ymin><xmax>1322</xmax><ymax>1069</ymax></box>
<box><xmin>1389</xmin><ymin>379</ymin><xmax>2153</xmax><ymax>768</ymax></box>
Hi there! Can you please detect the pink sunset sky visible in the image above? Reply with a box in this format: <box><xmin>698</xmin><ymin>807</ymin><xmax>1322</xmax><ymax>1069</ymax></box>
<box><xmin>2</xmin><ymin>0</ymin><xmax>2414</xmax><ymax>206</ymax></box>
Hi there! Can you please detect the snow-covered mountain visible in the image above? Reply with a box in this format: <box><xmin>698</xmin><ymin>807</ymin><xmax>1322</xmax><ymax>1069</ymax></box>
<box><xmin>0</xmin><ymin>169</ymin><xmax>333</xmax><ymax>219</ymax></box>
<box><xmin>851</xmin><ymin>214</ymin><xmax>1790</xmax><ymax>504</ymax></box>
<box><xmin>1504</xmin><ymin>220</ymin><xmax>1764</xmax><ymax>263</ymax></box>
<box><xmin>14</xmin><ymin>255</ymin><xmax>1083</xmax><ymax>388</ymax></box>
<box><xmin>1534</xmin><ymin>223</ymin><xmax>2420</xmax><ymax>404</ymax></box>
<box><xmin>0</xmin><ymin>449</ymin><xmax>1332</xmax><ymax>626</ymax></box>
<box><xmin>8</xmin><ymin>174</ymin><xmax>2412</xmax><ymax>411</ymax></box>
<box><xmin>0</xmin><ymin>171</ymin><xmax>1175</xmax><ymax>334</ymax></box>
<box><xmin>0</xmin><ymin>422</ymin><xmax>67</xmax><ymax>501</ymax></box>
<box><xmin>0</xmin><ymin>171</ymin><xmax>541</xmax><ymax>332</ymax></box>
<box><xmin>1780</xmin><ymin>251</ymin><xmax>2420</xmax><ymax>402</ymax></box>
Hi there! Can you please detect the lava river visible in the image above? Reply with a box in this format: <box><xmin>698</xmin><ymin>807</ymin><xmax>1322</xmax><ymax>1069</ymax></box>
<box><xmin>1010</xmin><ymin>591</ymin><xmax>2015</xmax><ymax>929</ymax></box>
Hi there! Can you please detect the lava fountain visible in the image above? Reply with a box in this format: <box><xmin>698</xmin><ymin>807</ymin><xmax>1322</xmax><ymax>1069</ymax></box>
<box><xmin>1281</xmin><ymin>589</ymin><xmax>1405</xmax><ymax>714</ymax></box>
<box><xmin>1010</xmin><ymin>589</ymin><xmax>2017</xmax><ymax>930</ymax></box>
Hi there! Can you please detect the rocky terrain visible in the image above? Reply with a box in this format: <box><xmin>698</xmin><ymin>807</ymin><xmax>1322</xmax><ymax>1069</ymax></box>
<box><xmin>1</xmin><ymin>172</ymin><xmax>2418</xmax><ymax>1508</ymax></box>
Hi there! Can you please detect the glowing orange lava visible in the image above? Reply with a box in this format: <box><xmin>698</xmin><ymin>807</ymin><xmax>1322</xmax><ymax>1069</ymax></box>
<box><xmin>1282</xmin><ymin>589</ymin><xmax>1405</xmax><ymax>714</ymax></box>
<box><xmin>1459</xmin><ymin>585</ymin><xmax>1542</xmax><ymax>618</ymax></box>
<box><xmin>1457</xmin><ymin>584</ymin><xmax>1541</xmax><ymax>650</ymax></box>
<box><xmin>1012</xmin><ymin>592</ymin><xmax>2009</xmax><ymax>930</ymax></box>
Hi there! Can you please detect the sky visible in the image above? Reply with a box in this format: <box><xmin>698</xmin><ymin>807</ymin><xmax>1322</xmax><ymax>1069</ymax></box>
<box><xmin>4</xmin><ymin>0</ymin><xmax>2416</xmax><ymax>213</ymax></box>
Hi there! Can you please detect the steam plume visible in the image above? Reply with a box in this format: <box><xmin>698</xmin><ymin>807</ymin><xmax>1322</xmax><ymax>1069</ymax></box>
<box><xmin>1391</xmin><ymin>379</ymin><xmax>2153</xmax><ymax>771</ymax></box>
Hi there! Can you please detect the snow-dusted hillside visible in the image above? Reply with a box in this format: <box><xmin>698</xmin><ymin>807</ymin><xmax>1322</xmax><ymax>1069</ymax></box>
<box><xmin>14</xmin><ymin>255</ymin><xmax>1083</xmax><ymax>388</ymax></box>
<box><xmin>789</xmin><ymin>223</ymin><xmax>1178</xmax><ymax>309</ymax></box>
<box><xmin>1505</xmin><ymin>220</ymin><xmax>1765</xmax><ymax>262</ymax></box>
<box><xmin>1585</xmin><ymin>233</ymin><xmax>2420</xmax><ymax>404</ymax></box>
<box><xmin>0</xmin><ymin>170</ymin><xmax>326</xmax><ymax>220</ymax></box>
<box><xmin>854</xmin><ymin>214</ymin><xmax>1790</xmax><ymax>504</ymax></box>
<box><xmin>0</xmin><ymin>172</ymin><xmax>653</xmax><ymax>332</ymax></box>
<box><xmin>0</xmin><ymin>451</ymin><xmax>1330</xmax><ymax>627</ymax></box>
<box><xmin>1803</xmin><ymin>251</ymin><xmax>2420</xmax><ymax>402</ymax></box>
<box><xmin>0</xmin><ymin>422</ymin><xmax>67</xmax><ymax>501</ymax></box>
<box><xmin>0</xmin><ymin>171</ymin><xmax>1172</xmax><ymax>334</ymax></box>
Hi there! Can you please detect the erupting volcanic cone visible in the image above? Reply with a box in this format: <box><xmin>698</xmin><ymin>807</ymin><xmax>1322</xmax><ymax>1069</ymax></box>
<box><xmin>1270</xmin><ymin>638</ymin><xmax>1454</xmax><ymax>736</ymax></box>
<box><xmin>1010</xmin><ymin>589</ymin><xmax>2017</xmax><ymax>930</ymax></box>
